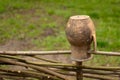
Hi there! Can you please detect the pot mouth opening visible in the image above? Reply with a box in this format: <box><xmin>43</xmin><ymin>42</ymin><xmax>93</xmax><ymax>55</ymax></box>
<box><xmin>70</xmin><ymin>15</ymin><xmax>89</xmax><ymax>20</ymax></box>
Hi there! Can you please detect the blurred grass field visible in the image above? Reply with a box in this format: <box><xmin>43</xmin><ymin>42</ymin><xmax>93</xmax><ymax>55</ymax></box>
<box><xmin>0</xmin><ymin>0</ymin><xmax>120</xmax><ymax>78</ymax></box>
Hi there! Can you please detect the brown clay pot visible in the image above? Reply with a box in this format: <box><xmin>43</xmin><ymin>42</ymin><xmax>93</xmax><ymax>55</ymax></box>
<box><xmin>65</xmin><ymin>15</ymin><xmax>96</xmax><ymax>61</ymax></box>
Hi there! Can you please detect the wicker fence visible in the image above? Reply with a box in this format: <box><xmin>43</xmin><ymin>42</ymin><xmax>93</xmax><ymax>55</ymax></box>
<box><xmin>0</xmin><ymin>50</ymin><xmax>120</xmax><ymax>80</ymax></box>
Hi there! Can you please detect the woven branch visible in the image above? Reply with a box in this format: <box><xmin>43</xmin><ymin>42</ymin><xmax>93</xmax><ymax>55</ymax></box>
<box><xmin>0</xmin><ymin>51</ymin><xmax>120</xmax><ymax>80</ymax></box>
<box><xmin>1</xmin><ymin>55</ymin><xmax>120</xmax><ymax>71</ymax></box>
<box><xmin>0</xmin><ymin>57</ymin><xmax>69</xmax><ymax>80</ymax></box>
<box><xmin>0</xmin><ymin>50</ymin><xmax>120</xmax><ymax>56</ymax></box>
<box><xmin>0</xmin><ymin>68</ymin><xmax>59</xmax><ymax>79</ymax></box>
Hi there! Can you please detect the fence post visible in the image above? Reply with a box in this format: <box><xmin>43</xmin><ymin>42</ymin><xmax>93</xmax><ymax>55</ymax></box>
<box><xmin>76</xmin><ymin>62</ymin><xmax>83</xmax><ymax>80</ymax></box>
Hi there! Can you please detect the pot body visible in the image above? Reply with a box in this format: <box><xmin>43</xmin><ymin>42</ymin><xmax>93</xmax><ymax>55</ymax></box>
<box><xmin>65</xmin><ymin>15</ymin><xmax>96</xmax><ymax>61</ymax></box>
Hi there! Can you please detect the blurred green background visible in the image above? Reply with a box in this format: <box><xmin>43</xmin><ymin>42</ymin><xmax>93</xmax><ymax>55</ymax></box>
<box><xmin>0</xmin><ymin>0</ymin><xmax>120</xmax><ymax>79</ymax></box>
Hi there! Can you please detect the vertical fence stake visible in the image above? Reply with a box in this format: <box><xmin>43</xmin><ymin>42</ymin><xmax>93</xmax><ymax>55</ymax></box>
<box><xmin>76</xmin><ymin>62</ymin><xmax>83</xmax><ymax>80</ymax></box>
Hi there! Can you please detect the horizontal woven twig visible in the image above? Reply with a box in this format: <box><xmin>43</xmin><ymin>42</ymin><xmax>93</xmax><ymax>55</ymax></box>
<box><xmin>0</xmin><ymin>50</ymin><xmax>120</xmax><ymax>56</ymax></box>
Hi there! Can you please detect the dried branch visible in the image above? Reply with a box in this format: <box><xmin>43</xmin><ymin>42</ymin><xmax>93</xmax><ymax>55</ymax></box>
<box><xmin>0</xmin><ymin>57</ymin><xmax>69</xmax><ymax>80</ymax></box>
<box><xmin>89</xmin><ymin>51</ymin><xmax>120</xmax><ymax>56</ymax></box>
<box><xmin>0</xmin><ymin>68</ymin><xmax>59</xmax><ymax>79</ymax></box>
<box><xmin>1</xmin><ymin>55</ymin><xmax>120</xmax><ymax>72</ymax></box>
<box><xmin>0</xmin><ymin>50</ymin><xmax>70</xmax><ymax>55</ymax></box>
<box><xmin>83</xmin><ymin>74</ymin><xmax>118</xmax><ymax>80</ymax></box>
<box><xmin>27</xmin><ymin>60</ymin><xmax>120</xmax><ymax>71</ymax></box>
<box><xmin>51</xmin><ymin>69</ymin><xmax>119</xmax><ymax>80</ymax></box>
<box><xmin>0</xmin><ymin>50</ymin><xmax>120</xmax><ymax>56</ymax></box>
<box><xmin>83</xmin><ymin>69</ymin><xmax>120</xmax><ymax>76</ymax></box>
<box><xmin>1</xmin><ymin>51</ymin><xmax>120</xmax><ymax>80</ymax></box>
<box><xmin>0</xmin><ymin>74</ymin><xmax>26</xmax><ymax>80</ymax></box>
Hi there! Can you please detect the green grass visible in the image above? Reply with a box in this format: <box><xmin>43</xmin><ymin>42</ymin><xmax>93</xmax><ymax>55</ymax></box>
<box><xmin>0</xmin><ymin>0</ymin><xmax>120</xmax><ymax>79</ymax></box>
<box><xmin>0</xmin><ymin>0</ymin><xmax>119</xmax><ymax>50</ymax></box>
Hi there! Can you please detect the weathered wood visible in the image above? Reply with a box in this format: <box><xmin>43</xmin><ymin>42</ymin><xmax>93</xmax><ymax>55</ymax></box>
<box><xmin>0</xmin><ymin>56</ymin><xmax>120</xmax><ymax>80</ymax></box>
<box><xmin>0</xmin><ymin>68</ymin><xmax>59</xmax><ymax>79</ymax></box>
<box><xmin>2</xmin><ymin>55</ymin><xmax>120</xmax><ymax>72</ymax></box>
<box><xmin>83</xmin><ymin>69</ymin><xmax>120</xmax><ymax>76</ymax></box>
<box><xmin>76</xmin><ymin>62</ymin><xmax>83</xmax><ymax>80</ymax></box>
<box><xmin>0</xmin><ymin>50</ymin><xmax>70</xmax><ymax>55</ymax></box>
<box><xmin>1</xmin><ymin>55</ymin><xmax>120</xmax><ymax>71</ymax></box>
<box><xmin>0</xmin><ymin>74</ymin><xmax>26</xmax><ymax>80</ymax></box>
<box><xmin>89</xmin><ymin>50</ymin><xmax>120</xmax><ymax>56</ymax></box>
<box><xmin>0</xmin><ymin>50</ymin><xmax>120</xmax><ymax>56</ymax></box>
<box><xmin>54</xmin><ymin>70</ymin><xmax>118</xmax><ymax>80</ymax></box>
<box><xmin>0</xmin><ymin>51</ymin><xmax>120</xmax><ymax>80</ymax></box>
<box><xmin>0</xmin><ymin>57</ymin><xmax>69</xmax><ymax>80</ymax></box>
<box><xmin>83</xmin><ymin>74</ymin><xmax>118</xmax><ymax>80</ymax></box>
<box><xmin>27</xmin><ymin>61</ymin><xmax>120</xmax><ymax>71</ymax></box>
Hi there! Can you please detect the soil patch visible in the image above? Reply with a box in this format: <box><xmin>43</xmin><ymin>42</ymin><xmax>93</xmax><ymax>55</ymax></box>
<box><xmin>0</xmin><ymin>39</ymin><xmax>33</xmax><ymax>51</ymax></box>
<box><xmin>41</xmin><ymin>28</ymin><xmax>56</xmax><ymax>37</ymax></box>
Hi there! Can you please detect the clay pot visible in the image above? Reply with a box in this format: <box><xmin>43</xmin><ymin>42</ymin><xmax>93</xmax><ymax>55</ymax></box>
<box><xmin>65</xmin><ymin>15</ymin><xmax>96</xmax><ymax>61</ymax></box>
